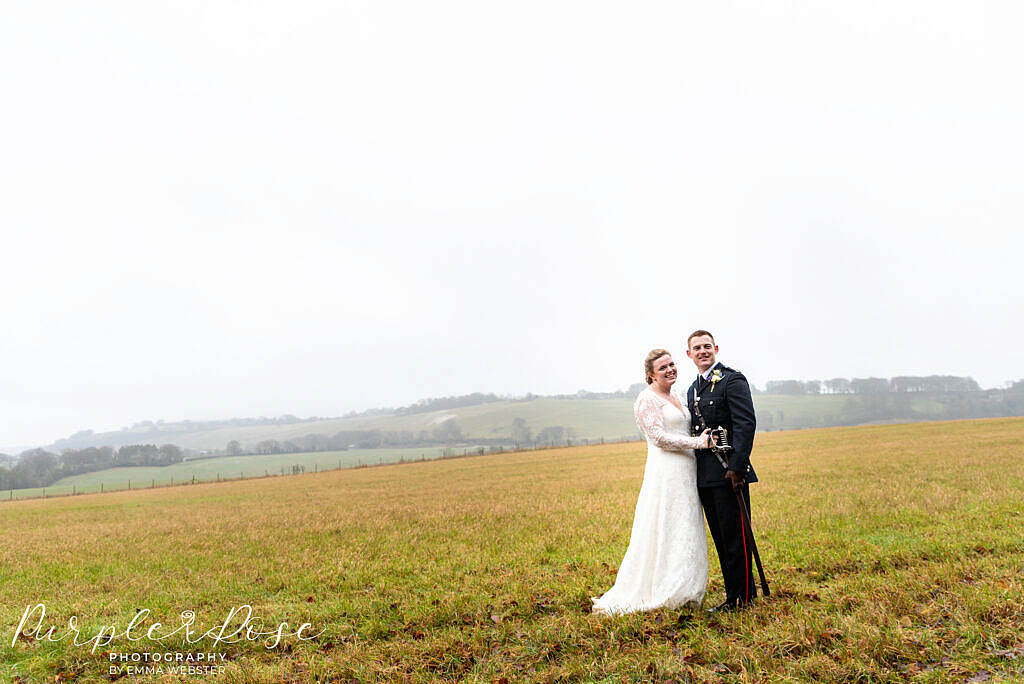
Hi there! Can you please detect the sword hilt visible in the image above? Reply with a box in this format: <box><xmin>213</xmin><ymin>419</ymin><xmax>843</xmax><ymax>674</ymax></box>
<box><xmin>712</xmin><ymin>426</ymin><xmax>733</xmax><ymax>454</ymax></box>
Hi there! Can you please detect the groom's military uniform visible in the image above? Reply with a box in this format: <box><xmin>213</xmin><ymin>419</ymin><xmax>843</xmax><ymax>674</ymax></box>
<box><xmin>687</xmin><ymin>362</ymin><xmax>758</xmax><ymax>606</ymax></box>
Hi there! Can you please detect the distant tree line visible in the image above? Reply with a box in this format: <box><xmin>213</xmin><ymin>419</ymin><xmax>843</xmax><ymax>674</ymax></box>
<box><xmin>509</xmin><ymin>418</ymin><xmax>579</xmax><ymax>447</ymax></box>
<box><xmin>217</xmin><ymin>417</ymin><xmax>589</xmax><ymax>457</ymax></box>
<box><xmin>219</xmin><ymin>421</ymin><xmax>472</xmax><ymax>458</ymax></box>
<box><xmin>126</xmin><ymin>415</ymin><xmax>315</xmax><ymax>431</ymax></box>
<box><xmin>537</xmin><ymin>384</ymin><xmax>650</xmax><ymax>401</ymax></box>
<box><xmin>3</xmin><ymin>420</ymin><xmax>488</xmax><ymax>490</ymax></box>
<box><xmin>51</xmin><ymin>415</ymin><xmax>329</xmax><ymax>451</ymax></box>
<box><xmin>394</xmin><ymin>393</ymin><xmax>504</xmax><ymax>415</ymax></box>
<box><xmin>0</xmin><ymin>444</ymin><xmax>188</xmax><ymax>490</ymax></box>
<box><xmin>762</xmin><ymin>375</ymin><xmax>982</xmax><ymax>396</ymax></box>
<box><xmin>756</xmin><ymin>380</ymin><xmax>1024</xmax><ymax>431</ymax></box>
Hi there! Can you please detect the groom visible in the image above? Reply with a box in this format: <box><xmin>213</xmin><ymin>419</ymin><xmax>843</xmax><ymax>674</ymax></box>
<box><xmin>685</xmin><ymin>330</ymin><xmax>759</xmax><ymax>611</ymax></box>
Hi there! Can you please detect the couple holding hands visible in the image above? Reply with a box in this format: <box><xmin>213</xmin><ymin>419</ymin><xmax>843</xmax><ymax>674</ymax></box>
<box><xmin>591</xmin><ymin>330</ymin><xmax>764</xmax><ymax>616</ymax></box>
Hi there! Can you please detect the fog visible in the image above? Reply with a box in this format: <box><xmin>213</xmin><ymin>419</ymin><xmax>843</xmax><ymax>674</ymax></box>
<box><xmin>2</xmin><ymin>1</ymin><xmax>1022</xmax><ymax>448</ymax></box>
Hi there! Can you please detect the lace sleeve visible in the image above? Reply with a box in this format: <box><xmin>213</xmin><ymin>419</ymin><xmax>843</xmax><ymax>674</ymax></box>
<box><xmin>634</xmin><ymin>391</ymin><xmax>706</xmax><ymax>451</ymax></box>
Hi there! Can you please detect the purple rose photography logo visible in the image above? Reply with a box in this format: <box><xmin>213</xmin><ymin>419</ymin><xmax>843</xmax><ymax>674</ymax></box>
<box><xmin>13</xmin><ymin>603</ymin><xmax>326</xmax><ymax>677</ymax></box>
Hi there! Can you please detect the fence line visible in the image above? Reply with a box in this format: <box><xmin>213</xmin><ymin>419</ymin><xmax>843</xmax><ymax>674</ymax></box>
<box><xmin>0</xmin><ymin>436</ymin><xmax>640</xmax><ymax>503</ymax></box>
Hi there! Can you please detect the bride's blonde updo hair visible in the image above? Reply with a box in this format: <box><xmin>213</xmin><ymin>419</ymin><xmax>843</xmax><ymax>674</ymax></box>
<box><xmin>644</xmin><ymin>348</ymin><xmax>672</xmax><ymax>384</ymax></box>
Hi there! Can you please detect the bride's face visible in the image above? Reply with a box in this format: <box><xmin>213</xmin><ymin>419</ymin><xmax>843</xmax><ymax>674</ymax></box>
<box><xmin>650</xmin><ymin>355</ymin><xmax>677</xmax><ymax>389</ymax></box>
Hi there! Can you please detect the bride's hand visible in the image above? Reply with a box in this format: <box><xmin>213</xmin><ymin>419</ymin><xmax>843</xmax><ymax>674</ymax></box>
<box><xmin>700</xmin><ymin>428</ymin><xmax>714</xmax><ymax>449</ymax></box>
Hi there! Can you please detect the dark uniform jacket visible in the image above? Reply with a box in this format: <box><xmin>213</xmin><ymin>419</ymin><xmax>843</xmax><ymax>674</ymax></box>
<box><xmin>685</xmin><ymin>362</ymin><xmax>758</xmax><ymax>487</ymax></box>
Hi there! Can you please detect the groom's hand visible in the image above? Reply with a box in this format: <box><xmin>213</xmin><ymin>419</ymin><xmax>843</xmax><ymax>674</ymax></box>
<box><xmin>725</xmin><ymin>470</ymin><xmax>745</xmax><ymax>491</ymax></box>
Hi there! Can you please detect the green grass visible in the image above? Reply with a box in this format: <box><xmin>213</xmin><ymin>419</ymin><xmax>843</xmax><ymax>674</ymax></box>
<box><xmin>1</xmin><ymin>418</ymin><xmax>1022</xmax><ymax>682</ymax></box>
<box><xmin>1</xmin><ymin>447</ymin><xmax>468</xmax><ymax>500</ymax></box>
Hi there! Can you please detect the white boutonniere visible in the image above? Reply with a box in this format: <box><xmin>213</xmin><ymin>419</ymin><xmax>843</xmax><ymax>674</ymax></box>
<box><xmin>710</xmin><ymin>368</ymin><xmax>724</xmax><ymax>391</ymax></box>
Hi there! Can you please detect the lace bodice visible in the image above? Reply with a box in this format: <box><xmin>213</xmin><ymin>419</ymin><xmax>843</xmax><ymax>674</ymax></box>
<box><xmin>634</xmin><ymin>387</ymin><xmax>706</xmax><ymax>451</ymax></box>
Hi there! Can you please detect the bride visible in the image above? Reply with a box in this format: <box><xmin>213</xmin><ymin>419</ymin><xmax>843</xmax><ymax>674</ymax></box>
<box><xmin>591</xmin><ymin>348</ymin><xmax>714</xmax><ymax>616</ymax></box>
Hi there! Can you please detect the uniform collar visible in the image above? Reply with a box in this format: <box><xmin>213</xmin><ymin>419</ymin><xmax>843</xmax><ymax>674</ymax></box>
<box><xmin>700</xmin><ymin>361</ymin><xmax>722</xmax><ymax>381</ymax></box>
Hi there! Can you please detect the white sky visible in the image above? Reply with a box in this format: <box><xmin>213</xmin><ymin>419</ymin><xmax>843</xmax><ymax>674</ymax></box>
<box><xmin>2</xmin><ymin>1</ymin><xmax>1022</xmax><ymax>449</ymax></box>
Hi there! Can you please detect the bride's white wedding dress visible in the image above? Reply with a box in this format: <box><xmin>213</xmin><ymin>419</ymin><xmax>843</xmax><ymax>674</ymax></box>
<box><xmin>590</xmin><ymin>386</ymin><xmax>709</xmax><ymax>615</ymax></box>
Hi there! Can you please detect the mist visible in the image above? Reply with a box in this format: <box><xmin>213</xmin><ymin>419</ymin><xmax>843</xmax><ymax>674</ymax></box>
<box><xmin>2</xmin><ymin>1</ymin><xmax>1022</xmax><ymax>448</ymax></box>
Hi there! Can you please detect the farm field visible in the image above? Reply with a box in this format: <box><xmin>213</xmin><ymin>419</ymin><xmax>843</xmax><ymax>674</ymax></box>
<box><xmin>2</xmin><ymin>447</ymin><xmax>468</xmax><ymax>500</ymax></box>
<box><xmin>1</xmin><ymin>417</ymin><xmax>1022</xmax><ymax>682</ymax></box>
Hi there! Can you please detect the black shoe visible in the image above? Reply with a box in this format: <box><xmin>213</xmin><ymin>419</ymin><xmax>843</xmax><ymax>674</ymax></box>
<box><xmin>706</xmin><ymin>599</ymin><xmax>738</xmax><ymax>614</ymax></box>
<box><xmin>706</xmin><ymin>597</ymin><xmax>754</xmax><ymax>614</ymax></box>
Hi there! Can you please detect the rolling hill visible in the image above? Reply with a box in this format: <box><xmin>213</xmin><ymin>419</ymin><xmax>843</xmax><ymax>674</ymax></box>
<box><xmin>38</xmin><ymin>385</ymin><xmax>1024</xmax><ymax>455</ymax></box>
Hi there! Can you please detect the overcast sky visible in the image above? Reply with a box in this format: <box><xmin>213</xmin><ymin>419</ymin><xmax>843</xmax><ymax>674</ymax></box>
<box><xmin>2</xmin><ymin>1</ymin><xmax>1022</xmax><ymax>449</ymax></box>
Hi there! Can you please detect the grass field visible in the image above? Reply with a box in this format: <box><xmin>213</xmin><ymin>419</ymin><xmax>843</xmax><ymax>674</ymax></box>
<box><xmin>2</xmin><ymin>447</ymin><xmax>470</xmax><ymax>501</ymax></box>
<box><xmin>1</xmin><ymin>418</ymin><xmax>1021</xmax><ymax>682</ymax></box>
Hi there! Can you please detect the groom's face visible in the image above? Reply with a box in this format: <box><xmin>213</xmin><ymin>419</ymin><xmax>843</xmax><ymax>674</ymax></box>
<box><xmin>686</xmin><ymin>335</ymin><xmax>718</xmax><ymax>373</ymax></box>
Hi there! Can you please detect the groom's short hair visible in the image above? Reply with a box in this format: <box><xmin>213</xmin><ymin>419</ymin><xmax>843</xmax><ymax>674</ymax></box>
<box><xmin>686</xmin><ymin>330</ymin><xmax>715</xmax><ymax>348</ymax></box>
